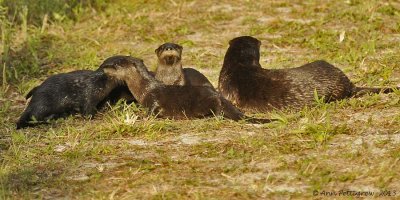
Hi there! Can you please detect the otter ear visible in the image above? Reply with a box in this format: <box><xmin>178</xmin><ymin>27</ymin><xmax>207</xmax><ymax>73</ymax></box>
<box><xmin>155</xmin><ymin>46</ymin><xmax>161</xmax><ymax>54</ymax></box>
<box><xmin>177</xmin><ymin>44</ymin><xmax>183</xmax><ymax>50</ymax></box>
<box><xmin>257</xmin><ymin>40</ymin><xmax>261</xmax><ymax>47</ymax></box>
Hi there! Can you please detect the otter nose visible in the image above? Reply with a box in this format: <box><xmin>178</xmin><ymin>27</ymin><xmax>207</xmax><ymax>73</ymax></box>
<box><xmin>165</xmin><ymin>47</ymin><xmax>173</xmax><ymax>51</ymax></box>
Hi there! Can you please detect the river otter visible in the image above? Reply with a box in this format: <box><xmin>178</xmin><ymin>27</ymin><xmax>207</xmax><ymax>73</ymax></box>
<box><xmin>16</xmin><ymin>68</ymin><xmax>122</xmax><ymax>129</ymax></box>
<box><xmin>155</xmin><ymin>42</ymin><xmax>214</xmax><ymax>88</ymax></box>
<box><xmin>101</xmin><ymin>43</ymin><xmax>215</xmax><ymax>105</ymax></box>
<box><xmin>97</xmin><ymin>55</ymin><xmax>138</xmax><ymax>107</ymax></box>
<box><xmin>218</xmin><ymin>36</ymin><xmax>399</xmax><ymax>112</ymax></box>
<box><xmin>101</xmin><ymin>56</ymin><xmax>271</xmax><ymax>122</ymax></box>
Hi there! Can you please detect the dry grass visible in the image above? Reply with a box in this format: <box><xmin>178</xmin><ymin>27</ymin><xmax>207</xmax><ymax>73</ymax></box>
<box><xmin>1</xmin><ymin>0</ymin><xmax>400</xmax><ymax>199</ymax></box>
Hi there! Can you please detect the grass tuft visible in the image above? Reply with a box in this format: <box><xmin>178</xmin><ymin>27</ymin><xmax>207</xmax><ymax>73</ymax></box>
<box><xmin>0</xmin><ymin>0</ymin><xmax>399</xmax><ymax>199</ymax></box>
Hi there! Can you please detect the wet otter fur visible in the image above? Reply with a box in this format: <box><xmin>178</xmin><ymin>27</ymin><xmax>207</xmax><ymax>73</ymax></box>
<box><xmin>101</xmin><ymin>56</ymin><xmax>271</xmax><ymax>123</ymax></box>
<box><xmin>155</xmin><ymin>43</ymin><xmax>214</xmax><ymax>88</ymax></box>
<box><xmin>219</xmin><ymin>36</ymin><xmax>400</xmax><ymax>112</ymax></box>
<box><xmin>17</xmin><ymin>68</ymin><xmax>122</xmax><ymax>129</ymax></box>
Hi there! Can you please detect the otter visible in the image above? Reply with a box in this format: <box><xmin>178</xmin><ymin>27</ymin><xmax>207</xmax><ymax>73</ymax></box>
<box><xmin>218</xmin><ymin>36</ymin><xmax>399</xmax><ymax>112</ymax></box>
<box><xmin>101</xmin><ymin>56</ymin><xmax>271</xmax><ymax>123</ymax></box>
<box><xmin>155</xmin><ymin>42</ymin><xmax>214</xmax><ymax>88</ymax></box>
<box><xmin>101</xmin><ymin>43</ymin><xmax>215</xmax><ymax>105</ymax></box>
<box><xmin>17</xmin><ymin>68</ymin><xmax>122</xmax><ymax>129</ymax></box>
<box><xmin>97</xmin><ymin>55</ymin><xmax>138</xmax><ymax>107</ymax></box>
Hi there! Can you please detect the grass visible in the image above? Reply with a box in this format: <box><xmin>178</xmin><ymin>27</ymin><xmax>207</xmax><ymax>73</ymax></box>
<box><xmin>1</xmin><ymin>0</ymin><xmax>400</xmax><ymax>199</ymax></box>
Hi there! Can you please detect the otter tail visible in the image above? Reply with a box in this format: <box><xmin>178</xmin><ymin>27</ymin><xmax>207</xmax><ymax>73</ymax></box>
<box><xmin>16</xmin><ymin>110</ymin><xmax>33</xmax><ymax>129</ymax></box>
<box><xmin>16</xmin><ymin>111</ymin><xmax>47</xmax><ymax>129</ymax></box>
<box><xmin>353</xmin><ymin>86</ymin><xmax>399</xmax><ymax>97</ymax></box>
<box><xmin>220</xmin><ymin>97</ymin><xmax>273</xmax><ymax>124</ymax></box>
<box><xmin>220</xmin><ymin>97</ymin><xmax>244</xmax><ymax>121</ymax></box>
<box><xmin>25</xmin><ymin>86</ymin><xmax>39</xmax><ymax>99</ymax></box>
<box><xmin>243</xmin><ymin>117</ymin><xmax>275</xmax><ymax>124</ymax></box>
<box><xmin>16</xmin><ymin>106</ymin><xmax>47</xmax><ymax>129</ymax></box>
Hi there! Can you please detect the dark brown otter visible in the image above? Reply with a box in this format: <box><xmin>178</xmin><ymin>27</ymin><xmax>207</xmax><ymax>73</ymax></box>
<box><xmin>101</xmin><ymin>56</ymin><xmax>271</xmax><ymax>123</ymax></box>
<box><xmin>155</xmin><ymin>43</ymin><xmax>214</xmax><ymax>88</ymax></box>
<box><xmin>97</xmin><ymin>55</ymin><xmax>138</xmax><ymax>107</ymax></box>
<box><xmin>17</xmin><ymin>68</ymin><xmax>122</xmax><ymax>129</ymax></box>
<box><xmin>100</xmin><ymin>43</ymin><xmax>214</xmax><ymax>105</ymax></box>
<box><xmin>218</xmin><ymin>36</ymin><xmax>400</xmax><ymax>112</ymax></box>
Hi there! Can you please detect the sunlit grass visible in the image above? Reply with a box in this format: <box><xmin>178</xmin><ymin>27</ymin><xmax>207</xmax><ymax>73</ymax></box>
<box><xmin>0</xmin><ymin>0</ymin><xmax>399</xmax><ymax>199</ymax></box>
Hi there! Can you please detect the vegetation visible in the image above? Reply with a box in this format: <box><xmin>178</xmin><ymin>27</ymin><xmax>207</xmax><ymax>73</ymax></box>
<box><xmin>1</xmin><ymin>0</ymin><xmax>399</xmax><ymax>199</ymax></box>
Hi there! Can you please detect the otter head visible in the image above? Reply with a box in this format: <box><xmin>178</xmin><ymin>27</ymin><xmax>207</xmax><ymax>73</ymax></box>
<box><xmin>100</xmin><ymin>56</ymin><xmax>148</xmax><ymax>81</ymax></box>
<box><xmin>101</xmin><ymin>56</ymin><xmax>157</xmax><ymax>103</ymax></box>
<box><xmin>155</xmin><ymin>43</ymin><xmax>183</xmax><ymax>66</ymax></box>
<box><xmin>227</xmin><ymin>36</ymin><xmax>261</xmax><ymax>66</ymax></box>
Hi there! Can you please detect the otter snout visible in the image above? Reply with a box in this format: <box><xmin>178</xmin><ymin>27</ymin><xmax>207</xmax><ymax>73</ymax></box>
<box><xmin>159</xmin><ymin>50</ymin><xmax>181</xmax><ymax>65</ymax></box>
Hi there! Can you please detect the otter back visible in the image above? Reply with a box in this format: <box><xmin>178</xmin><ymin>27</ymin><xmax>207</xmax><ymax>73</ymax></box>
<box><xmin>17</xmin><ymin>69</ymin><xmax>120</xmax><ymax>129</ymax></box>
